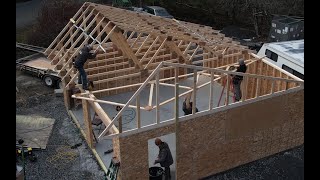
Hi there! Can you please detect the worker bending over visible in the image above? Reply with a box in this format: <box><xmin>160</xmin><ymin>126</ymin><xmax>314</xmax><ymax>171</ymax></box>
<box><xmin>154</xmin><ymin>138</ymin><xmax>173</xmax><ymax>180</ymax></box>
<box><xmin>182</xmin><ymin>92</ymin><xmax>199</xmax><ymax>115</ymax></box>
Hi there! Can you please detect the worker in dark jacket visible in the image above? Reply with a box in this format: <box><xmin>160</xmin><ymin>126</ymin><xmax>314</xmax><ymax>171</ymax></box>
<box><xmin>231</xmin><ymin>58</ymin><xmax>247</xmax><ymax>101</ymax></box>
<box><xmin>182</xmin><ymin>92</ymin><xmax>199</xmax><ymax>115</ymax></box>
<box><xmin>154</xmin><ymin>138</ymin><xmax>173</xmax><ymax>180</ymax></box>
<box><xmin>74</xmin><ymin>44</ymin><xmax>97</xmax><ymax>90</ymax></box>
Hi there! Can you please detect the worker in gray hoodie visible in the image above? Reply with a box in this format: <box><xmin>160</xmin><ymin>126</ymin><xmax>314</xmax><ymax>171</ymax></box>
<box><xmin>154</xmin><ymin>138</ymin><xmax>173</xmax><ymax>180</ymax></box>
<box><xmin>231</xmin><ymin>58</ymin><xmax>247</xmax><ymax>101</ymax></box>
<box><xmin>73</xmin><ymin>44</ymin><xmax>97</xmax><ymax>90</ymax></box>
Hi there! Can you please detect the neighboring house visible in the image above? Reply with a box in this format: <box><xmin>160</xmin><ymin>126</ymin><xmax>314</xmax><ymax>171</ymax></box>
<box><xmin>268</xmin><ymin>15</ymin><xmax>304</xmax><ymax>42</ymax></box>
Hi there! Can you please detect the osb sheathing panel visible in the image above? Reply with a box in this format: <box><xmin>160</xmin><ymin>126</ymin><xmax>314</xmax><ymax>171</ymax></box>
<box><xmin>115</xmin><ymin>89</ymin><xmax>304</xmax><ymax>179</ymax></box>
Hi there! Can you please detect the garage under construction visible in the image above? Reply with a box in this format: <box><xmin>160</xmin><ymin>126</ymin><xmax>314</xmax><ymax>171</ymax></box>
<box><xmin>44</xmin><ymin>2</ymin><xmax>304</xmax><ymax>179</ymax></box>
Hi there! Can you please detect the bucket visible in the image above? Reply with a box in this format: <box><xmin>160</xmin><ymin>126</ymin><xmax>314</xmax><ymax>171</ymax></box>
<box><xmin>149</xmin><ymin>166</ymin><xmax>164</xmax><ymax>180</ymax></box>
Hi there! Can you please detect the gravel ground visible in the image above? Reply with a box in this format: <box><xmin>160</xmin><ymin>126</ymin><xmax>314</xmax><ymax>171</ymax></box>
<box><xmin>16</xmin><ymin>71</ymin><xmax>105</xmax><ymax>180</ymax></box>
<box><xmin>206</xmin><ymin>145</ymin><xmax>304</xmax><ymax>180</ymax></box>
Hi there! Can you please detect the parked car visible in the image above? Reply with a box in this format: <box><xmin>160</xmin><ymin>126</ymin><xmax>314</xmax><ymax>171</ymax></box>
<box><xmin>142</xmin><ymin>6</ymin><xmax>173</xmax><ymax>19</ymax></box>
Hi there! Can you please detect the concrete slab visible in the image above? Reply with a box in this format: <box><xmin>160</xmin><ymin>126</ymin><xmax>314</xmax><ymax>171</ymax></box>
<box><xmin>71</xmin><ymin>75</ymin><xmax>236</xmax><ymax>169</ymax></box>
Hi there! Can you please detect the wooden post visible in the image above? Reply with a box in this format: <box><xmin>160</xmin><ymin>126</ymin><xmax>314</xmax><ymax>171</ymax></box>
<box><xmin>192</xmin><ymin>70</ymin><xmax>197</xmax><ymax>114</ymax></box>
<box><xmin>118</xmin><ymin>116</ymin><xmax>122</xmax><ymax>133</ymax></box>
<box><xmin>63</xmin><ymin>78</ymin><xmax>71</xmax><ymax>110</ymax></box>
<box><xmin>156</xmin><ymin>73</ymin><xmax>160</xmax><ymax>124</ymax></box>
<box><xmin>271</xmin><ymin>79</ymin><xmax>275</xmax><ymax>94</ymax></box>
<box><xmin>242</xmin><ymin>76</ymin><xmax>248</xmax><ymax>102</ymax></box>
<box><xmin>209</xmin><ymin>70</ymin><xmax>214</xmax><ymax>110</ymax></box>
<box><xmin>255</xmin><ymin>78</ymin><xmax>261</xmax><ymax>98</ymax></box>
<box><xmin>82</xmin><ymin>99</ymin><xmax>93</xmax><ymax>148</ymax></box>
<box><xmin>174</xmin><ymin>82</ymin><xmax>179</xmax><ymax>180</ymax></box>
<box><xmin>136</xmin><ymin>95</ymin><xmax>141</xmax><ymax>128</ymax></box>
<box><xmin>226</xmin><ymin>76</ymin><xmax>230</xmax><ymax>105</ymax></box>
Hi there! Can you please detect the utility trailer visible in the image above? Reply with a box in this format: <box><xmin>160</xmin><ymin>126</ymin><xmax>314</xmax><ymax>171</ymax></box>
<box><xmin>16</xmin><ymin>43</ymin><xmax>62</xmax><ymax>88</ymax></box>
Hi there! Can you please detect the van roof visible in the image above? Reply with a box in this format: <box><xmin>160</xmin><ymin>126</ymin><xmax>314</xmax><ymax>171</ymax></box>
<box><xmin>264</xmin><ymin>40</ymin><xmax>304</xmax><ymax>66</ymax></box>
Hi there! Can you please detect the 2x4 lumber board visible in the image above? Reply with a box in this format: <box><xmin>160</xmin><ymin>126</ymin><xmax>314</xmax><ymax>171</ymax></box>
<box><xmin>52</xmin><ymin>9</ymin><xmax>96</xmax><ymax>65</ymax></box>
<box><xmin>242</xmin><ymin>76</ymin><xmax>248</xmax><ymax>101</ymax></box>
<box><xmin>81</xmin><ymin>83</ymin><xmax>143</xmax><ymax>96</ymax></box>
<box><xmin>130</xmin><ymin>33</ymin><xmax>142</xmax><ymax>48</ymax></box>
<box><xmin>183</xmin><ymin>42</ymin><xmax>192</xmax><ymax>55</ymax></box>
<box><xmin>148</xmin><ymin>83</ymin><xmax>154</xmax><ymax>106</ymax></box>
<box><xmin>188</xmin><ymin>45</ymin><xmax>200</xmax><ymax>62</ymax></box>
<box><xmin>225</xmin><ymin>75</ymin><xmax>230</xmax><ymax>105</ymax></box>
<box><xmin>256</xmin><ymin>60</ymin><xmax>263</xmax><ymax>97</ymax></box>
<box><xmin>127</xmin><ymin>31</ymin><xmax>136</xmax><ymax>41</ymax></box>
<box><xmin>156</xmin><ymin>73</ymin><xmax>160</xmax><ymax>124</ymax></box>
<box><xmin>140</xmin><ymin>36</ymin><xmax>160</xmax><ymax>64</ymax></box>
<box><xmin>159</xmin><ymin>83</ymin><xmax>191</xmax><ymax>90</ymax></box>
<box><xmin>65</xmin><ymin>71</ymin><xmax>78</xmax><ymax>89</ymax></box>
<box><xmin>82</xmin><ymin>98</ymin><xmax>94</xmax><ymax>148</ymax></box>
<box><xmin>271</xmin><ymin>79</ymin><xmax>275</xmax><ymax>94</ymax></box>
<box><xmin>135</xmin><ymin>34</ymin><xmax>151</xmax><ymax>55</ymax></box>
<box><xmin>45</xmin><ymin>4</ymin><xmax>87</xmax><ymax>55</ymax></box>
<box><xmin>255</xmin><ymin>76</ymin><xmax>261</xmax><ymax>97</ymax></box>
<box><xmin>264</xmin><ymin>64</ymin><xmax>270</xmax><ymax>95</ymax></box>
<box><xmin>251</xmin><ymin>61</ymin><xmax>258</xmax><ymax>98</ymax></box>
<box><xmin>192</xmin><ymin>70</ymin><xmax>197</xmax><ymax>114</ymax></box>
<box><xmin>136</xmin><ymin>95</ymin><xmax>141</xmax><ymax>128</ymax></box>
<box><xmin>88</xmin><ymin>94</ymin><xmax>119</xmax><ymax>134</ymax></box>
<box><xmin>63</xmin><ymin>82</ymin><xmax>71</xmax><ymax>110</ymax></box>
<box><xmin>118</xmin><ymin>116</ymin><xmax>122</xmax><ymax>133</ymax></box>
<box><xmin>174</xmin><ymin>82</ymin><xmax>179</xmax><ymax>178</ymax></box>
<box><xmin>209</xmin><ymin>70</ymin><xmax>214</xmax><ymax>110</ymax></box>
<box><xmin>144</xmin><ymin>37</ymin><xmax>167</xmax><ymax>69</ymax></box>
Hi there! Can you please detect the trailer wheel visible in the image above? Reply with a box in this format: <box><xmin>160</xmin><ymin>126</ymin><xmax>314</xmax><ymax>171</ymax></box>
<box><xmin>43</xmin><ymin>75</ymin><xmax>54</xmax><ymax>87</ymax></box>
<box><xmin>57</xmin><ymin>80</ymin><xmax>63</xmax><ymax>89</ymax></box>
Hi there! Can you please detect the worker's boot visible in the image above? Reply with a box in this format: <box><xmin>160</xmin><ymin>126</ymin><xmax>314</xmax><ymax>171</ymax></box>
<box><xmin>83</xmin><ymin>84</ymin><xmax>89</xmax><ymax>90</ymax></box>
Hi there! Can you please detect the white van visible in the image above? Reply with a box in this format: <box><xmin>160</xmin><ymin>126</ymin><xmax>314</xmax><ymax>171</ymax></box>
<box><xmin>257</xmin><ymin>39</ymin><xmax>304</xmax><ymax>80</ymax></box>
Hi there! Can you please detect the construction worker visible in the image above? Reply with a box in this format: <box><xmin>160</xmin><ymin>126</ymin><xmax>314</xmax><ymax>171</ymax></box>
<box><xmin>154</xmin><ymin>138</ymin><xmax>173</xmax><ymax>180</ymax></box>
<box><xmin>73</xmin><ymin>44</ymin><xmax>97</xmax><ymax>90</ymax></box>
<box><xmin>231</xmin><ymin>58</ymin><xmax>247</xmax><ymax>101</ymax></box>
<box><xmin>182</xmin><ymin>92</ymin><xmax>199</xmax><ymax>115</ymax></box>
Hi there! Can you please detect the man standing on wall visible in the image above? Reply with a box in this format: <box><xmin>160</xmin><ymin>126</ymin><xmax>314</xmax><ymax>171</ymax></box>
<box><xmin>154</xmin><ymin>138</ymin><xmax>173</xmax><ymax>180</ymax></box>
<box><xmin>73</xmin><ymin>44</ymin><xmax>97</xmax><ymax>90</ymax></box>
<box><xmin>231</xmin><ymin>58</ymin><xmax>247</xmax><ymax>101</ymax></box>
